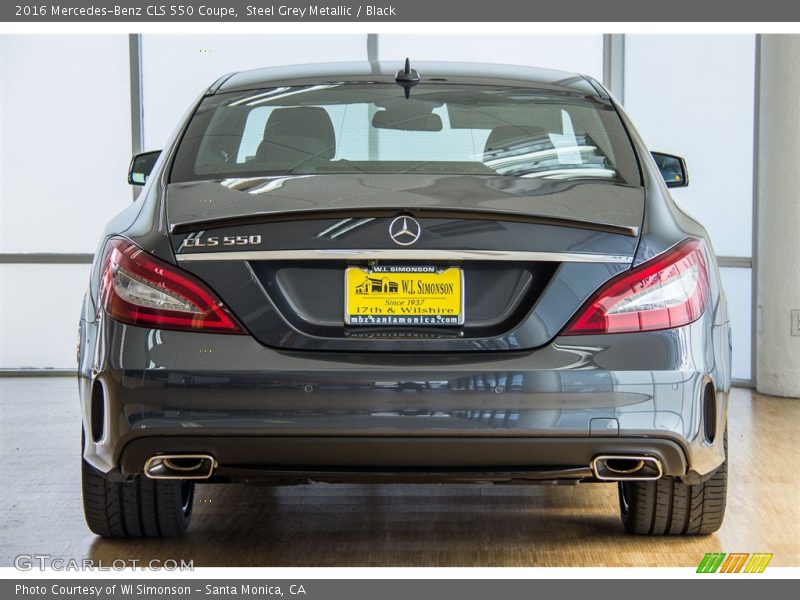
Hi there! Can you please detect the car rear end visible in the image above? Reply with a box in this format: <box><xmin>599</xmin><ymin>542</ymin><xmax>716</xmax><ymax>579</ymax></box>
<box><xmin>78</xmin><ymin>63</ymin><xmax>730</xmax><ymax>537</ymax></box>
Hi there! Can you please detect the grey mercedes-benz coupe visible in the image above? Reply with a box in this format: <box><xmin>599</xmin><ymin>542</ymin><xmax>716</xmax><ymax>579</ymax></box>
<box><xmin>78</xmin><ymin>61</ymin><xmax>730</xmax><ymax>538</ymax></box>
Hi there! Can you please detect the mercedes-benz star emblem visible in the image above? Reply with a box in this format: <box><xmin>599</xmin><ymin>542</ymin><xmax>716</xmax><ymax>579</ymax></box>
<box><xmin>388</xmin><ymin>216</ymin><xmax>421</xmax><ymax>246</ymax></box>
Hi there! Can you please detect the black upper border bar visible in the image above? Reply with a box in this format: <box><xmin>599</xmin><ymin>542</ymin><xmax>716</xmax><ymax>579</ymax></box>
<box><xmin>3</xmin><ymin>0</ymin><xmax>799</xmax><ymax>22</ymax></box>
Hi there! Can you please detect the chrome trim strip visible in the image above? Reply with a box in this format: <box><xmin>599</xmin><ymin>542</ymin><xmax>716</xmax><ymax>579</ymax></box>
<box><xmin>169</xmin><ymin>213</ymin><xmax>640</xmax><ymax>237</ymax></box>
<box><xmin>175</xmin><ymin>249</ymin><xmax>634</xmax><ymax>264</ymax></box>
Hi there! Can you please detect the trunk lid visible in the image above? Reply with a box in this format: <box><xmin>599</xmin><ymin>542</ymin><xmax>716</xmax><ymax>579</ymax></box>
<box><xmin>166</xmin><ymin>174</ymin><xmax>643</xmax><ymax>352</ymax></box>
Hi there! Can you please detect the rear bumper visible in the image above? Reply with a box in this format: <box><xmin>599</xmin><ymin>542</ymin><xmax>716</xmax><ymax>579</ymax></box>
<box><xmin>78</xmin><ymin>314</ymin><xmax>731</xmax><ymax>483</ymax></box>
<box><xmin>119</xmin><ymin>435</ymin><xmax>688</xmax><ymax>483</ymax></box>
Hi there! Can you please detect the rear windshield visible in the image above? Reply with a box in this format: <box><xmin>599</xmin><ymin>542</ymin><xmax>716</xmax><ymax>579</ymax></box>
<box><xmin>170</xmin><ymin>83</ymin><xmax>640</xmax><ymax>185</ymax></box>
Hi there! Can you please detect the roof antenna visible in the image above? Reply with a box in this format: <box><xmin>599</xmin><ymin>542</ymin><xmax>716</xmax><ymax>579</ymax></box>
<box><xmin>394</xmin><ymin>58</ymin><xmax>420</xmax><ymax>99</ymax></box>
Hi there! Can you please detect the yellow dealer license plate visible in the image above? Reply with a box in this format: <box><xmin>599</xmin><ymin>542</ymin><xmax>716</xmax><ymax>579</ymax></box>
<box><xmin>345</xmin><ymin>266</ymin><xmax>464</xmax><ymax>326</ymax></box>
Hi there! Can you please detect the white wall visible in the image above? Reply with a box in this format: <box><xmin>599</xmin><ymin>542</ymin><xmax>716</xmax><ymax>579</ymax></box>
<box><xmin>0</xmin><ymin>35</ymin><xmax>132</xmax><ymax>369</ymax></box>
<box><xmin>0</xmin><ymin>264</ymin><xmax>90</xmax><ymax>369</ymax></box>
<box><xmin>378</xmin><ymin>35</ymin><xmax>604</xmax><ymax>80</ymax></box>
<box><xmin>624</xmin><ymin>35</ymin><xmax>755</xmax><ymax>380</ymax></box>
<box><xmin>624</xmin><ymin>35</ymin><xmax>755</xmax><ymax>259</ymax></box>
<box><xmin>0</xmin><ymin>36</ymin><xmax>132</xmax><ymax>253</ymax></box>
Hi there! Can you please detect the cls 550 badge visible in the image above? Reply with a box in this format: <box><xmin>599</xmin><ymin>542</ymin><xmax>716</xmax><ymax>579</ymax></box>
<box><xmin>182</xmin><ymin>232</ymin><xmax>262</xmax><ymax>249</ymax></box>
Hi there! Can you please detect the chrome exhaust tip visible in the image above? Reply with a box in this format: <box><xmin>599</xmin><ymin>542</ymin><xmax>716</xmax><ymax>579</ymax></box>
<box><xmin>143</xmin><ymin>454</ymin><xmax>217</xmax><ymax>480</ymax></box>
<box><xmin>590</xmin><ymin>455</ymin><xmax>663</xmax><ymax>481</ymax></box>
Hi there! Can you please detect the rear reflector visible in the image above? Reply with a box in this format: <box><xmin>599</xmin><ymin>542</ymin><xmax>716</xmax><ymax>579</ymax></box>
<box><xmin>703</xmin><ymin>381</ymin><xmax>717</xmax><ymax>443</ymax></box>
<box><xmin>563</xmin><ymin>238</ymin><xmax>709</xmax><ymax>335</ymax></box>
<box><xmin>99</xmin><ymin>238</ymin><xmax>244</xmax><ymax>333</ymax></box>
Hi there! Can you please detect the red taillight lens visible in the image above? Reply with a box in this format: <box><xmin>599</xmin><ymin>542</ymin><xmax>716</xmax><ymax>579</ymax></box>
<box><xmin>99</xmin><ymin>238</ymin><xmax>244</xmax><ymax>334</ymax></box>
<box><xmin>563</xmin><ymin>238</ymin><xmax>710</xmax><ymax>335</ymax></box>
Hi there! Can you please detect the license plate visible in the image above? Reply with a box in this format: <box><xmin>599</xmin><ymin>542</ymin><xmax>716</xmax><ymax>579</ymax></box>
<box><xmin>345</xmin><ymin>266</ymin><xmax>464</xmax><ymax>326</ymax></box>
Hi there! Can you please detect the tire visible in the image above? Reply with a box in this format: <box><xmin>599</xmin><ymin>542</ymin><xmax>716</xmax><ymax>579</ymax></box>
<box><xmin>81</xmin><ymin>457</ymin><xmax>194</xmax><ymax>538</ymax></box>
<box><xmin>618</xmin><ymin>433</ymin><xmax>727</xmax><ymax>535</ymax></box>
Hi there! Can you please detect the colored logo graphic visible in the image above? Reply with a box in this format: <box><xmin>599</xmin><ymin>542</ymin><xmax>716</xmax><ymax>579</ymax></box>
<box><xmin>354</xmin><ymin>275</ymin><xmax>400</xmax><ymax>295</ymax></box>
<box><xmin>696</xmin><ymin>553</ymin><xmax>773</xmax><ymax>573</ymax></box>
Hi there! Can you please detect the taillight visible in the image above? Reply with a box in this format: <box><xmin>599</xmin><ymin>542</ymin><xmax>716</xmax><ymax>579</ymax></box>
<box><xmin>99</xmin><ymin>238</ymin><xmax>244</xmax><ymax>334</ymax></box>
<box><xmin>563</xmin><ymin>238</ymin><xmax>709</xmax><ymax>335</ymax></box>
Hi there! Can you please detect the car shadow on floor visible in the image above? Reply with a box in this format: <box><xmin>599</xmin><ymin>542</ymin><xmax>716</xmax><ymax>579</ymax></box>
<box><xmin>85</xmin><ymin>483</ymin><xmax>720</xmax><ymax>567</ymax></box>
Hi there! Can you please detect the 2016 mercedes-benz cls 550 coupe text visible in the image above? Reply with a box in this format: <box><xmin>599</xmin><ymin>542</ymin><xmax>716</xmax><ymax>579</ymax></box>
<box><xmin>78</xmin><ymin>61</ymin><xmax>731</xmax><ymax>538</ymax></box>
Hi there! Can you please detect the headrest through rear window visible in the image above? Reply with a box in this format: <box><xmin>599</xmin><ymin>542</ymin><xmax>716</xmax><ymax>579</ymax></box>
<box><xmin>255</xmin><ymin>107</ymin><xmax>335</xmax><ymax>171</ymax></box>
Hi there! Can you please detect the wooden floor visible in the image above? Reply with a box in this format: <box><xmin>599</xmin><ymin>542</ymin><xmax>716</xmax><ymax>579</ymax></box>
<box><xmin>1</xmin><ymin>378</ymin><xmax>798</xmax><ymax>567</ymax></box>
